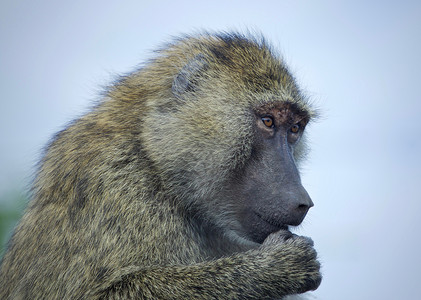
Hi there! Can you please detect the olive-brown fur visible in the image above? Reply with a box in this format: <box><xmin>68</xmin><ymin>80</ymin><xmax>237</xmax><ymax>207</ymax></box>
<box><xmin>0</xmin><ymin>32</ymin><xmax>321</xmax><ymax>299</ymax></box>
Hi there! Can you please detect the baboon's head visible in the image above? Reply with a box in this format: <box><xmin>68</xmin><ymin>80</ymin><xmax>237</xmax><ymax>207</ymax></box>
<box><xmin>141</xmin><ymin>33</ymin><xmax>317</xmax><ymax>244</ymax></box>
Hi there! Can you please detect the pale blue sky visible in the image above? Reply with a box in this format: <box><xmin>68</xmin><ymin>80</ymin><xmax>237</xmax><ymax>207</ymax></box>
<box><xmin>1</xmin><ymin>1</ymin><xmax>420</xmax><ymax>299</ymax></box>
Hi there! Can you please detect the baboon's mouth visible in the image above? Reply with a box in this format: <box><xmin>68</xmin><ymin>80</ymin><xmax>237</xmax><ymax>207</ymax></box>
<box><xmin>254</xmin><ymin>211</ymin><xmax>288</xmax><ymax>232</ymax></box>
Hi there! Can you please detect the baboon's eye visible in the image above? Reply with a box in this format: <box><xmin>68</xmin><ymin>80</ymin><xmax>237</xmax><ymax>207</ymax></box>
<box><xmin>290</xmin><ymin>124</ymin><xmax>300</xmax><ymax>133</ymax></box>
<box><xmin>261</xmin><ymin>116</ymin><xmax>274</xmax><ymax>128</ymax></box>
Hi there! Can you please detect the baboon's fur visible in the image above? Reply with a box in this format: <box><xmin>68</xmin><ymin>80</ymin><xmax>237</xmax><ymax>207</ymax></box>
<box><xmin>0</xmin><ymin>32</ymin><xmax>321</xmax><ymax>299</ymax></box>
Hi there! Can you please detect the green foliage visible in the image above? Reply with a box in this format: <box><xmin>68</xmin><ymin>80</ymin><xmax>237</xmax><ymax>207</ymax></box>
<box><xmin>0</xmin><ymin>192</ymin><xmax>27</xmax><ymax>260</ymax></box>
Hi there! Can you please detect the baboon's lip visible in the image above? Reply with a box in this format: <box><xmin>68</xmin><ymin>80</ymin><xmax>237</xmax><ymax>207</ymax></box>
<box><xmin>254</xmin><ymin>211</ymin><xmax>288</xmax><ymax>232</ymax></box>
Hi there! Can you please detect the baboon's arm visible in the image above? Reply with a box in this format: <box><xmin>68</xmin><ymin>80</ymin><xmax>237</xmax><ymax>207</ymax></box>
<box><xmin>97</xmin><ymin>240</ymin><xmax>320</xmax><ymax>299</ymax></box>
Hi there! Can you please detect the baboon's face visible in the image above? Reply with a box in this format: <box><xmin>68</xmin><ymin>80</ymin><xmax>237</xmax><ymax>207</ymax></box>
<box><xmin>228</xmin><ymin>102</ymin><xmax>313</xmax><ymax>244</ymax></box>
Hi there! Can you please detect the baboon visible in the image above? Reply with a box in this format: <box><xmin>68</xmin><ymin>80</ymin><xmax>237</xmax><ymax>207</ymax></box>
<box><xmin>0</xmin><ymin>32</ymin><xmax>321</xmax><ymax>299</ymax></box>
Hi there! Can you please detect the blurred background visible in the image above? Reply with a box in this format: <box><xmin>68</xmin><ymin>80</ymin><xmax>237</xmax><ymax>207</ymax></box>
<box><xmin>1</xmin><ymin>0</ymin><xmax>420</xmax><ymax>299</ymax></box>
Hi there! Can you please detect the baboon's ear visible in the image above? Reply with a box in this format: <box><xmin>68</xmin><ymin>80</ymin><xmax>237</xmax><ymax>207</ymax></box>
<box><xmin>172</xmin><ymin>54</ymin><xmax>207</xmax><ymax>100</ymax></box>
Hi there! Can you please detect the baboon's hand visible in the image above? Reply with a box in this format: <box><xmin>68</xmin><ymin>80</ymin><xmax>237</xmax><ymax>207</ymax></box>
<box><xmin>263</xmin><ymin>229</ymin><xmax>296</xmax><ymax>245</ymax></box>
<box><xmin>261</xmin><ymin>230</ymin><xmax>322</xmax><ymax>295</ymax></box>
<box><xmin>263</xmin><ymin>229</ymin><xmax>315</xmax><ymax>247</ymax></box>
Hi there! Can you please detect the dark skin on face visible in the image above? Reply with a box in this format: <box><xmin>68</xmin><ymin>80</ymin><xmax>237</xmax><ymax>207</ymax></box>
<box><xmin>233</xmin><ymin>102</ymin><xmax>313</xmax><ymax>244</ymax></box>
